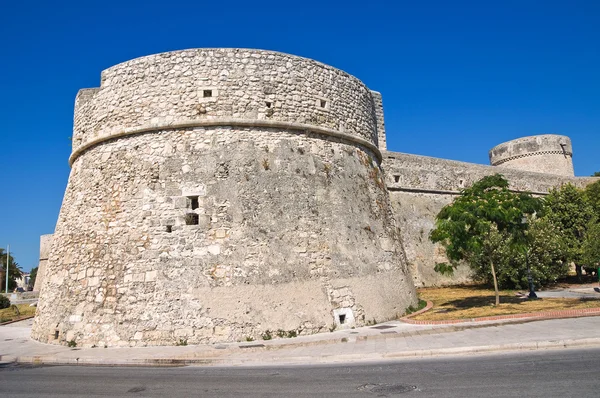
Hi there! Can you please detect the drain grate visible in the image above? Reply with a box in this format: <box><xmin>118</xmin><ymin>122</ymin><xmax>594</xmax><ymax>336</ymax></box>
<box><xmin>358</xmin><ymin>383</ymin><xmax>417</xmax><ymax>394</ymax></box>
<box><xmin>371</xmin><ymin>325</ymin><xmax>395</xmax><ymax>330</ymax></box>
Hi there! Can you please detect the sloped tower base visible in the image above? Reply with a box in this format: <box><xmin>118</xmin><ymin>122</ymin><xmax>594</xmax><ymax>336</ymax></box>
<box><xmin>31</xmin><ymin>49</ymin><xmax>417</xmax><ymax>347</ymax></box>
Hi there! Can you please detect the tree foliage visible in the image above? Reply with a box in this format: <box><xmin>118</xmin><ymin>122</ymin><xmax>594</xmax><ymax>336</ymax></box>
<box><xmin>542</xmin><ymin>184</ymin><xmax>593</xmax><ymax>266</ymax></box>
<box><xmin>430</xmin><ymin>174</ymin><xmax>541</xmax><ymax>305</ymax></box>
<box><xmin>471</xmin><ymin>218</ymin><xmax>569</xmax><ymax>289</ymax></box>
<box><xmin>29</xmin><ymin>266</ymin><xmax>38</xmax><ymax>289</ymax></box>
<box><xmin>0</xmin><ymin>248</ymin><xmax>23</xmax><ymax>292</ymax></box>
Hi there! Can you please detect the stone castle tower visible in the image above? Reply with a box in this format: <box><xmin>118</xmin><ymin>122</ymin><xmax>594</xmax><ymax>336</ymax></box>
<box><xmin>32</xmin><ymin>49</ymin><xmax>418</xmax><ymax>347</ymax></box>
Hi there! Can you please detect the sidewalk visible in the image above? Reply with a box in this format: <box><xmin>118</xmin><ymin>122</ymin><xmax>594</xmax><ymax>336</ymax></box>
<box><xmin>2</xmin><ymin>313</ymin><xmax>600</xmax><ymax>367</ymax></box>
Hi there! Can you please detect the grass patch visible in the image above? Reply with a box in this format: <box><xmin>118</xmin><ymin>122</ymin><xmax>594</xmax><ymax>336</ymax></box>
<box><xmin>404</xmin><ymin>299</ymin><xmax>428</xmax><ymax>316</ymax></box>
<box><xmin>413</xmin><ymin>285</ymin><xmax>600</xmax><ymax>321</ymax></box>
<box><xmin>0</xmin><ymin>304</ymin><xmax>36</xmax><ymax>323</ymax></box>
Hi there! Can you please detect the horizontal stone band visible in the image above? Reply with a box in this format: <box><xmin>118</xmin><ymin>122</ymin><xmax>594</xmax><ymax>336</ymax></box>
<box><xmin>491</xmin><ymin>150</ymin><xmax>573</xmax><ymax>166</ymax></box>
<box><xmin>69</xmin><ymin>118</ymin><xmax>382</xmax><ymax>166</ymax></box>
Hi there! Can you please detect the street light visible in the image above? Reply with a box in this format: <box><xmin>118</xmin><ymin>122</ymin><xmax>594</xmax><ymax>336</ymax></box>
<box><xmin>521</xmin><ymin>217</ymin><xmax>537</xmax><ymax>299</ymax></box>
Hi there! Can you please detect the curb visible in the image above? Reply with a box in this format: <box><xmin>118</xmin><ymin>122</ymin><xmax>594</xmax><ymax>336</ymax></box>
<box><xmin>0</xmin><ymin>315</ymin><xmax>35</xmax><ymax>326</ymax></box>
<box><xmin>402</xmin><ymin>306</ymin><xmax>600</xmax><ymax>325</ymax></box>
<box><xmin>3</xmin><ymin>337</ymin><xmax>600</xmax><ymax>367</ymax></box>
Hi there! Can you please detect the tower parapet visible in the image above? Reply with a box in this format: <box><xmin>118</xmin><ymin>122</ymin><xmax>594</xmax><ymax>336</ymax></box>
<box><xmin>489</xmin><ymin>134</ymin><xmax>574</xmax><ymax>176</ymax></box>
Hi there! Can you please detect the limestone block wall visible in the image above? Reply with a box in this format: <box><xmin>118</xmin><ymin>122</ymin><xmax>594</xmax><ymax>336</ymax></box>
<box><xmin>489</xmin><ymin>135</ymin><xmax>574</xmax><ymax>176</ymax></box>
<box><xmin>33</xmin><ymin>234</ymin><xmax>53</xmax><ymax>292</ymax></box>
<box><xmin>32</xmin><ymin>49</ymin><xmax>417</xmax><ymax>348</ymax></box>
<box><xmin>382</xmin><ymin>150</ymin><xmax>595</xmax><ymax>286</ymax></box>
<box><xmin>70</xmin><ymin>48</ymin><xmax>379</xmax><ymax>164</ymax></box>
<box><xmin>371</xmin><ymin>91</ymin><xmax>386</xmax><ymax>150</ymax></box>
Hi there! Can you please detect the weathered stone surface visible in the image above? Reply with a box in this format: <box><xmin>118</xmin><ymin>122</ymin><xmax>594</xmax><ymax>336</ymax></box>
<box><xmin>33</xmin><ymin>234</ymin><xmax>53</xmax><ymax>292</ymax></box>
<box><xmin>383</xmin><ymin>150</ymin><xmax>595</xmax><ymax>286</ymax></box>
<box><xmin>33</xmin><ymin>48</ymin><xmax>598</xmax><ymax>347</ymax></box>
<box><xmin>489</xmin><ymin>134</ymin><xmax>574</xmax><ymax>176</ymax></box>
<box><xmin>32</xmin><ymin>49</ymin><xmax>417</xmax><ymax>347</ymax></box>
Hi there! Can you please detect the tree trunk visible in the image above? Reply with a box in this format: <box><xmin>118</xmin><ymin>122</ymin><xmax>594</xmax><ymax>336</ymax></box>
<box><xmin>576</xmin><ymin>264</ymin><xmax>583</xmax><ymax>282</ymax></box>
<box><xmin>490</xmin><ymin>260</ymin><xmax>500</xmax><ymax>306</ymax></box>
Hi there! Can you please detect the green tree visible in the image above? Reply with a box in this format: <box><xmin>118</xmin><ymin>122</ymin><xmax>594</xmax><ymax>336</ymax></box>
<box><xmin>471</xmin><ymin>218</ymin><xmax>569</xmax><ymax>289</ymax></box>
<box><xmin>541</xmin><ymin>184</ymin><xmax>594</xmax><ymax>279</ymax></box>
<box><xmin>0</xmin><ymin>248</ymin><xmax>23</xmax><ymax>292</ymax></box>
<box><xmin>582</xmin><ymin>219</ymin><xmax>600</xmax><ymax>273</ymax></box>
<box><xmin>584</xmin><ymin>180</ymin><xmax>600</xmax><ymax>217</ymax></box>
<box><xmin>592</xmin><ymin>171</ymin><xmax>600</xmax><ymax>177</ymax></box>
<box><xmin>430</xmin><ymin>174</ymin><xmax>541</xmax><ymax>305</ymax></box>
<box><xmin>29</xmin><ymin>266</ymin><xmax>38</xmax><ymax>289</ymax></box>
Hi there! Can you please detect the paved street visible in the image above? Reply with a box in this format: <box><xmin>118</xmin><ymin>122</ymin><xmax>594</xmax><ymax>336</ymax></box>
<box><xmin>1</xmin><ymin>348</ymin><xmax>599</xmax><ymax>397</ymax></box>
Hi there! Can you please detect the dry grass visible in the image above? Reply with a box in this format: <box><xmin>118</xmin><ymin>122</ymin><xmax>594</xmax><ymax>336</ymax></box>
<box><xmin>413</xmin><ymin>285</ymin><xmax>600</xmax><ymax>321</ymax></box>
<box><xmin>0</xmin><ymin>304</ymin><xmax>36</xmax><ymax>323</ymax></box>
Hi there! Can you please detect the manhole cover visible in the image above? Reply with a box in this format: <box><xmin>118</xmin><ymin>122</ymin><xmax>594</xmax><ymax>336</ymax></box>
<box><xmin>358</xmin><ymin>383</ymin><xmax>417</xmax><ymax>394</ymax></box>
<box><xmin>371</xmin><ymin>325</ymin><xmax>395</xmax><ymax>330</ymax></box>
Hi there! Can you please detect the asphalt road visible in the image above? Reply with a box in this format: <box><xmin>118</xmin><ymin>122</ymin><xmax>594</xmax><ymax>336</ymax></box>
<box><xmin>1</xmin><ymin>348</ymin><xmax>599</xmax><ymax>397</ymax></box>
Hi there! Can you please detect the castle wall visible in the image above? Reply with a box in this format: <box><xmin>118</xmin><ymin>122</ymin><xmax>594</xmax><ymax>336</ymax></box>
<box><xmin>33</xmin><ymin>234</ymin><xmax>53</xmax><ymax>292</ymax></box>
<box><xmin>382</xmin><ymin>150</ymin><xmax>595</xmax><ymax>286</ymax></box>
<box><xmin>489</xmin><ymin>135</ymin><xmax>574</xmax><ymax>176</ymax></box>
<box><xmin>70</xmin><ymin>49</ymin><xmax>379</xmax><ymax>164</ymax></box>
<box><xmin>32</xmin><ymin>49</ymin><xmax>417</xmax><ymax>347</ymax></box>
<box><xmin>371</xmin><ymin>91</ymin><xmax>386</xmax><ymax>150</ymax></box>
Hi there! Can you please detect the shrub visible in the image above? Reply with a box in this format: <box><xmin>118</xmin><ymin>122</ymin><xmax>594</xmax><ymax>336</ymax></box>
<box><xmin>0</xmin><ymin>295</ymin><xmax>10</xmax><ymax>309</ymax></box>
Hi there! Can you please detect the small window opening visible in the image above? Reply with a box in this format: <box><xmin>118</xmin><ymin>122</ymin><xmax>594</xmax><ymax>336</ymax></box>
<box><xmin>338</xmin><ymin>314</ymin><xmax>346</xmax><ymax>324</ymax></box>
<box><xmin>394</xmin><ymin>175</ymin><xmax>400</xmax><ymax>183</ymax></box>
<box><xmin>166</xmin><ymin>225</ymin><xmax>172</xmax><ymax>233</ymax></box>
<box><xmin>54</xmin><ymin>330</ymin><xmax>59</xmax><ymax>339</ymax></box>
<box><xmin>265</xmin><ymin>101</ymin><xmax>272</xmax><ymax>108</ymax></box>
<box><xmin>189</xmin><ymin>196</ymin><xmax>199</xmax><ymax>210</ymax></box>
<box><xmin>185</xmin><ymin>213</ymin><xmax>199</xmax><ymax>225</ymax></box>
<box><xmin>203</xmin><ymin>89</ymin><xmax>213</xmax><ymax>98</ymax></box>
<box><xmin>320</xmin><ymin>99</ymin><xmax>327</xmax><ymax>108</ymax></box>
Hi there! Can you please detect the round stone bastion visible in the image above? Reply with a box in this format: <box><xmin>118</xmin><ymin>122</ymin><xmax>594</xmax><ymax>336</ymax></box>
<box><xmin>489</xmin><ymin>134</ymin><xmax>574</xmax><ymax>176</ymax></box>
<box><xmin>31</xmin><ymin>48</ymin><xmax>417</xmax><ymax>347</ymax></box>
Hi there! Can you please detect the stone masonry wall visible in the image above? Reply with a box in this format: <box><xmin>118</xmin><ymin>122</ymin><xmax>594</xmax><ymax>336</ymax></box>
<box><xmin>382</xmin><ymin>150</ymin><xmax>596</xmax><ymax>286</ymax></box>
<box><xmin>71</xmin><ymin>48</ymin><xmax>379</xmax><ymax>159</ymax></box>
<box><xmin>32</xmin><ymin>49</ymin><xmax>417</xmax><ymax>347</ymax></box>
<box><xmin>32</xmin><ymin>128</ymin><xmax>416</xmax><ymax>347</ymax></box>
<box><xmin>33</xmin><ymin>234</ymin><xmax>53</xmax><ymax>292</ymax></box>
<box><xmin>489</xmin><ymin>135</ymin><xmax>574</xmax><ymax>176</ymax></box>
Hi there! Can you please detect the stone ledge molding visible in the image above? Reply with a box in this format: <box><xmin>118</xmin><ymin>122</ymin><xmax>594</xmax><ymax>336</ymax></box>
<box><xmin>68</xmin><ymin>118</ymin><xmax>382</xmax><ymax>166</ymax></box>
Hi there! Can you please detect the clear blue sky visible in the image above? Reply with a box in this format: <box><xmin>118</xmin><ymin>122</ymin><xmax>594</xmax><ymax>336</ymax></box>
<box><xmin>1</xmin><ymin>1</ymin><xmax>598</xmax><ymax>272</ymax></box>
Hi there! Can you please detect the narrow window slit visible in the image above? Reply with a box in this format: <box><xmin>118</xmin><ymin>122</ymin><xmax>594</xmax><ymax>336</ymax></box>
<box><xmin>394</xmin><ymin>175</ymin><xmax>400</xmax><ymax>183</ymax></box>
<box><xmin>203</xmin><ymin>89</ymin><xmax>212</xmax><ymax>98</ymax></box>
<box><xmin>166</xmin><ymin>225</ymin><xmax>172</xmax><ymax>233</ymax></box>
<box><xmin>339</xmin><ymin>314</ymin><xmax>346</xmax><ymax>324</ymax></box>
<box><xmin>189</xmin><ymin>196</ymin><xmax>199</xmax><ymax>210</ymax></box>
<box><xmin>320</xmin><ymin>99</ymin><xmax>327</xmax><ymax>108</ymax></box>
<box><xmin>185</xmin><ymin>213</ymin><xmax>199</xmax><ymax>225</ymax></box>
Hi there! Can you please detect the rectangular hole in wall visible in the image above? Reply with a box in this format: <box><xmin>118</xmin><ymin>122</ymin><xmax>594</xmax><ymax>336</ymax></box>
<box><xmin>339</xmin><ymin>314</ymin><xmax>346</xmax><ymax>324</ymax></box>
<box><xmin>185</xmin><ymin>213</ymin><xmax>199</xmax><ymax>225</ymax></box>
<box><xmin>203</xmin><ymin>89</ymin><xmax>213</xmax><ymax>98</ymax></box>
<box><xmin>394</xmin><ymin>175</ymin><xmax>400</xmax><ymax>183</ymax></box>
<box><xmin>320</xmin><ymin>99</ymin><xmax>327</xmax><ymax>108</ymax></box>
<box><xmin>188</xmin><ymin>196</ymin><xmax>199</xmax><ymax>210</ymax></box>
<box><xmin>265</xmin><ymin>101</ymin><xmax>272</xmax><ymax>108</ymax></box>
<box><xmin>54</xmin><ymin>330</ymin><xmax>59</xmax><ymax>339</ymax></box>
<box><xmin>166</xmin><ymin>225</ymin><xmax>172</xmax><ymax>233</ymax></box>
